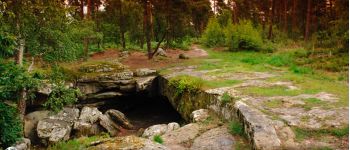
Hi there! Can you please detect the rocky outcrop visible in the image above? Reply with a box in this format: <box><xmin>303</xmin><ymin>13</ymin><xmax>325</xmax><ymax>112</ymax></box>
<box><xmin>190</xmin><ymin>126</ymin><xmax>234</xmax><ymax>150</ymax></box>
<box><xmin>191</xmin><ymin>109</ymin><xmax>210</xmax><ymax>122</ymax></box>
<box><xmin>24</xmin><ymin>110</ymin><xmax>50</xmax><ymax>142</ymax></box>
<box><xmin>105</xmin><ymin>109</ymin><xmax>133</xmax><ymax>129</ymax></box>
<box><xmin>161</xmin><ymin>123</ymin><xmax>201</xmax><ymax>149</ymax></box>
<box><xmin>98</xmin><ymin>114</ymin><xmax>121</xmax><ymax>136</ymax></box>
<box><xmin>134</xmin><ymin>68</ymin><xmax>157</xmax><ymax>77</ymax></box>
<box><xmin>73</xmin><ymin>106</ymin><xmax>104</xmax><ymax>137</ymax></box>
<box><xmin>6</xmin><ymin>138</ymin><xmax>31</xmax><ymax>150</ymax></box>
<box><xmin>142</xmin><ymin>122</ymin><xmax>180</xmax><ymax>139</ymax></box>
<box><xmin>36</xmin><ymin>108</ymin><xmax>79</xmax><ymax>145</ymax></box>
<box><xmin>89</xmin><ymin>135</ymin><xmax>169</xmax><ymax>150</ymax></box>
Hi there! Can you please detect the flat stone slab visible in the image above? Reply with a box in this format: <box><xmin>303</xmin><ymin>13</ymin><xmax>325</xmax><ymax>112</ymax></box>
<box><xmin>190</xmin><ymin>126</ymin><xmax>235</xmax><ymax>150</ymax></box>
<box><xmin>234</xmin><ymin>101</ymin><xmax>281</xmax><ymax>150</ymax></box>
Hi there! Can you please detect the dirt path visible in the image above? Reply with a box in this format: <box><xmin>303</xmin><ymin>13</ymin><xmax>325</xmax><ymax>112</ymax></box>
<box><xmin>89</xmin><ymin>45</ymin><xmax>208</xmax><ymax>70</ymax></box>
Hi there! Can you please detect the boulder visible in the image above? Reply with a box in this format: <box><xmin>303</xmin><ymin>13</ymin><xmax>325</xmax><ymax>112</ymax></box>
<box><xmin>161</xmin><ymin>123</ymin><xmax>201</xmax><ymax>148</ymax></box>
<box><xmin>24</xmin><ymin>110</ymin><xmax>50</xmax><ymax>142</ymax></box>
<box><xmin>74</xmin><ymin>107</ymin><xmax>103</xmax><ymax>136</ymax></box>
<box><xmin>98</xmin><ymin>114</ymin><xmax>121</xmax><ymax>136</ymax></box>
<box><xmin>190</xmin><ymin>126</ymin><xmax>235</xmax><ymax>150</ymax></box>
<box><xmin>134</xmin><ymin>68</ymin><xmax>157</xmax><ymax>77</ymax></box>
<box><xmin>48</xmin><ymin>107</ymin><xmax>80</xmax><ymax>125</ymax></box>
<box><xmin>179</xmin><ymin>53</ymin><xmax>189</xmax><ymax>59</ymax></box>
<box><xmin>106</xmin><ymin>109</ymin><xmax>133</xmax><ymax>129</ymax></box>
<box><xmin>154</xmin><ymin>48</ymin><xmax>167</xmax><ymax>57</ymax></box>
<box><xmin>6</xmin><ymin>138</ymin><xmax>31</xmax><ymax>150</ymax></box>
<box><xmin>37</xmin><ymin>119</ymin><xmax>72</xmax><ymax>145</ymax></box>
<box><xmin>89</xmin><ymin>92</ymin><xmax>122</xmax><ymax>99</ymax></box>
<box><xmin>191</xmin><ymin>109</ymin><xmax>210</xmax><ymax>122</ymax></box>
<box><xmin>136</xmin><ymin>76</ymin><xmax>157</xmax><ymax>91</ymax></box>
<box><xmin>142</xmin><ymin>122</ymin><xmax>180</xmax><ymax>139</ymax></box>
<box><xmin>89</xmin><ymin>135</ymin><xmax>169</xmax><ymax>150</ymax></box>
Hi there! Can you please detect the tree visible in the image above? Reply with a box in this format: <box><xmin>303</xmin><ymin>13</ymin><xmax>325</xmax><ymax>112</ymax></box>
<box><xmin>304</xmin><ymin>0</ymin><xmax>312</xmax><ymax>41</ymax></box>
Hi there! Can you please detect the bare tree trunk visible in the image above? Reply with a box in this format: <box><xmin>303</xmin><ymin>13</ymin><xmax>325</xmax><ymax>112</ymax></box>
<box><xmin>118</xmin><ymin>0</ymin><xmax>126</xmax><ymax>49</ymax></box>
<box><xmin>144</xmin><ymin>0</ymin><xmax>152</xmax><ymax>59</ymax></box>
<box><xmin>87</xmin><ymin>0</ymin><xmax>91</xmax><ymax>19</ymax></box>
<box><xmin>304</xmin><ymin>0</ymin><xmax>312</xmax><ymax>41</ymax></box>
<box><xmin>80</xmin><ymin>0</ymin><xmax>84</xmax><ymax>19</ymax></box>
<box><xmin>292</xmin><ymin>0</ymin><xmax>297</xmax><ymax>32</ymax></box>
<box><xmin>83</xmin><ymin>38</ymin><xmax>89</xmax><ymax>60</ymax></box>
<box><xmin>231</xmin><ymin>0</ymin><xmax>237</xmax><ymax>23</ymax></box>
<box><xmin>268</xmin><ymin>0</ymin><xmax>274</xmax><ymax>39</ymax></box>
<box><xmin>283</xmin><ymin>0</ymin><xmax>288</xmax><ymax>32</ymax></box>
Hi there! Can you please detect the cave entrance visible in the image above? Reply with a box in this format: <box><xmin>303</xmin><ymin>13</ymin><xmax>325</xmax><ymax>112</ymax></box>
<box><xmin>99</xmin><ymin>93</ymin><xmax>184</xmax><ymax>135</ymax></box>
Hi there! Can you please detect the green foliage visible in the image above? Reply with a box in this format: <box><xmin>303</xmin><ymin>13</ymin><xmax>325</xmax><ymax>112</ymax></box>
<box><xmin>153</xmin><ymin>135</ymin><xmax>164</xmax><ymax>144</ymax></box>
<box><xmin>221</xmin><ymin>92</ymin><xmax>232</xmax><ymax>104</ymax></box>
<box><xmin>201</xmin><ymin>17</ymin><xmax>225</xmax><ymax>47</ymax></box>
<box><xmin>229</xmin><ymin>120</ymin><xmax>244</xmax><ymax>136</ymax></box>
<box><xmin>0</xmin><ymin>102</ymin><xmax>23</xmax><ymax>148</ymax></box>
<box><xmin>0</xmin><ymin>33</ymin><xmax>16</xmax><ymax>58</ymax></box>
<box><xmin>0</xmin><ymin>61</ymin><xmax>40</xmax><ymax>101</ymax></box>
<box><xmin>43</xmin><ymin>83</ymin><xmax>81</xmax><ymax>112</ymax></box>
<box><xmin>289</xmin><ymin>65</ymin><xmax>313</xmax><ymax>74</ymax></box>
<box><xmin>227</xmin><ymin>20</ymin><xmax>263</xmax><ymax>51</ymax></box>
<box><xmin>169</xmin><ymin>75</ymin><xmax>204</xmax><ymax>96</ymax></box>
<box><xmin>268</xmin><ymin>54</ymin><xmax>294</xmax><ymax>67</ymax></box>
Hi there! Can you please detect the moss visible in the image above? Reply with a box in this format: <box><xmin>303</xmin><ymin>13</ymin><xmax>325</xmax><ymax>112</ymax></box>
<box><xmin>263</xmin><ymin>99</ymin><xmax>284</xmax><ymax>108</ymax></box>
<box><xmin>169</xmin><ymin>75</ymin><xmax>204</xmax><ymax>96</ymax></box>
<box><xmin>153</xmin><ymin>135</ymin><xmax>163</xmax><ymax>144</ymax></box>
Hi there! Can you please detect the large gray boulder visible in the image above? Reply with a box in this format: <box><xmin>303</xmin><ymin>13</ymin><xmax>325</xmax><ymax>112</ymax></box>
<box><xmin>37</xmin><ymin>119</ymin><xmax>72</xmax><ymax>145</ymax></box>
<box><xmin>98</xmin><ymin>114</ymin><xmax>121</xmax><ymax>136</ymax></box>
<box><xmin>190</xmin><ymin>126</ymin><xmax>235</xmax><ymax>150</ymax></box>
<box><xmin>6</xmin><ymin>138</ymin><xmax>31</xmax><ymax>150</ymax></box>
<box><xmin>106</xmin><ymin>109</ymin><xmax>133</xmax><ymax>129</ymax></box>
<box><xmin>142</xmin><ymin>122</ymin><xmax>180</xmax><ymax>139</ymax></box>
<box><xmin>161</xmin><ymin>123</ymin><xmax>201</xmax><ymax>149</ymax></box>
<box><xmin>36</xmin><ymin>107</ymin><xmax>79</xmax><ymax>145</ymax></box>
<box><xmin>73</xmin><ymin>106</ymin><xmax>104</xmax><ymax>137</ymax></box>
<box><xmin>24</xmin><ymin>110</ymin><xmax>50</xmax><ymax>142</ymax></box>
<box><xmin>191</xmin><ymin>109</ymin><xmax>210</xmax><ymax>122</ymax></box>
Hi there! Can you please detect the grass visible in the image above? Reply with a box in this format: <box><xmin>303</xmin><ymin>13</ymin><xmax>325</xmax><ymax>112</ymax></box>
<box><xmin>168</xmin><ymin>75</ymin><xmax>204</xmax><ymax>96</ymax></box>
<box><xmin>263</xmin><ymin>99</ymin><xmax>284</xmax><ymax>108</ymax></box>
<box><xmin>203</xmin><ymin>79</ymin><xmax>241</xmax><ymax>89</ymax></box>
<box><xmin>293</xmin><ymin>126</ymin><xmax>349</xmax><ymax>142</ymax></box>
<box><xmin>48</xmin><ymin>133</ymin><xmax>110</xmax><ymax>150</ymax></box>
<box><xmin>153</xmin><ymin>135</ymin><xmax>164</xmax><ymax>144</ymax></box>
<box><xmin>229</xmin><ymin>120</ymin><xmax>244</xmax><ymax>136</ymax></box>
<box><xmin>221</xmin><ymin>92</ymin><xmax>232</xmax><ymax>104</ymax></box>
<box><xmin>239</xmin><ymin>86</ymin><xmax>318</xmax><ymax>97</ymax></box>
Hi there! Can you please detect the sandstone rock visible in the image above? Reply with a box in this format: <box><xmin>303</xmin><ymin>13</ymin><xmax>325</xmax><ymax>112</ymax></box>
<box><xmin>136</xmin><ymin>76</ymin><xmax>157</xmax><ymax>91</ymax></box>
<box><xmin>90</xmin><ymin>92</ymin><xmax>122</xmax><ymax>99</ymax></box>
<box><xmin>74</xmin><ymin>107</ymin><xmax>103</xmax><ymax>136</ymax></box>
<box><xmin>134</xmin><ymin>68</ymin><xmax>157</xmax><ymax>77</ymax></box>
<box><xmin>89</xmin><ymin>135</ymin><xmax>169</xmax><ymax>150</ymax></box>
<box><xmin>191</xmin><ymin>109</ymin><xmax>210</xmax><ymax>122</ymax></box>
<box><xmin>48</xmin><ymin>107</ymin><xmax>80</xmax><ymax>125</ymax></box>
<box><xmin>37</xmin><ymin>118</ymin><xmax>72</xmax><ymax>145</ymax></box>
<box><xmin>142</xmin><ymin>122</ymin><xmax>180</xmax><ymax>139</ymax></box>
<box><xmin>6</xmin><ymin>138</ymin><xmax>31</xmax><ymax>150</ymax></box>
<box><xmin>106</xmin><ymin>109</ymin><xmax>133</xmax><ymax>129</ymax></box>
<box><xmin>161</xmin><ymin>123</ymin><xmax>201</xmax><ymax>147</ymax></box>
<box><xmin>190</xmin><ymin>126</ymin><xmax>234</xmax><ymax>150</ymax></box>
<box><xmin>234</xmin><ymin>101</ymin><xmax>281</xmax><ymax>150</ymax></box>
<box><xmin>179</xmin><ymin>53</ymin><xmax>189</xmax><ymax>59</ymax></box>
<box><xmin>119</xmin><ymin>84</ymin><xmax>135</xmax><ymax>92</ymax></box>
<box><xmin>24</xmin><ymin>110</ymin><xmax>50</xmax><ymax>141</ymax></box>
<box><xmin>98</xmin><ymin>114</ymin><xmax>121</xmax><ymax>136</ymax></box>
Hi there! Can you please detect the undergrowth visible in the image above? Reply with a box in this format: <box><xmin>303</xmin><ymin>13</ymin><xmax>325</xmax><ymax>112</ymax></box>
<box><xmin>168</xmin><ymin>75</ymin><xmax>204</xmax><ymax>96</ymax></box>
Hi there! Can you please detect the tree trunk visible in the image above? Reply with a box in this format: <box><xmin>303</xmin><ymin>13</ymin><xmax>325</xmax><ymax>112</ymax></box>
<box><xmin>304</xmin><ymin>0</ymin><xmax>312</xmax><ymax>41</ymax></box>
<box><xmin>292</xmin><ymin>0</ymin><xmax>297</xmax><ymax>32</ymax></box>
<box><xmin>144</xmin><ymin>0</ymin><xmax>152</xmax><ymax>59</ymax></box>
<box><xmin>118</xmin><ymin>0</ymin><xmax>125</xmax><ymax>49</ymax></box>
<box><xmin>87</xmin><ymin>0</ymin><xmax>91</xmax><ymax>19</ymax></box>
<box><xmin>268</xmin><ymin>0</ymin><xmax>274</xmax><ymax>39</ymax></box>
<box><xmin>121</xmin><ymin>32</ymin><xmax>126</xmax><ymax>49</ymax></box>
<box><xmin>283</xmin><ymin>0</ymin><xmax>288</xmax><ymax>32</ymax></box>
<box><xmin>80</xmin><ymin>0</ymin><xmax>84</xmax><ymax>19</ymax></box>
<box><xmin>231</xmin><ymin>0</ymin><xmax>237</xmax><ymax>24</ymax></box>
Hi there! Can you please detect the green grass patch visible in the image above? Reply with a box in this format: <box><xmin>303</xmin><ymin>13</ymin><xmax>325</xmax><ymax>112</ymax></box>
<box><xmin>168</xmin><ymin>75</ymin><xmax>204</xmax><ymax>96</ymax></box>
<box><xmin>239</xmin><ymin>86</ymin><xmax>318</xmax><ymax>97</ymax></box>
<box><xmin>153</xmin><ymin>135</ymin><xmax>164</xmax><ymax>144</ymax></box>
<box><xmin>268</xmin><ymin>54</ymin><xmax>293</xmax><ymax>67</ymax></box>
<box><xmin>290</xmin><ymin>65</ymin><xmax>314</xmax><ymax>74</ymax></box>
<box><xmin>229</xmin><ymin>120</ymin><xmax>244</xmax><ymax>136</ymax></box>
<box><xmin>48</xmin><ymin>133</ymin><xmax>110</xmax><ymax>150</ymax></box>
<box><xmin>293</xmin><ymin>126</ymin><xmax>349</xmax><ymax>142</ymax></box>
<box><xmin>203</xmin><ymin>79</ymin><xmax>241</xmax><ymax>89</ymax></box>
<box><xmin>221</xmin><ymin>92</ymin><xmax>232</xmax><ymax>105</ymax></box>
<box><xmin>263</xmin><ymin>99</ymin><xmax>284</xmax><ymax>108</ymax></box>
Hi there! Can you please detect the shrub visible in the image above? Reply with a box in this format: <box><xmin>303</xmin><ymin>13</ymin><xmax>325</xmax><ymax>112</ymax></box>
<box><xmin>0</xmin><ymin>102</ymin><xmax>23</xmax><ymax>148</ymax></box>
<box><xmin>169</xmin><ymin>75</ymin><xmax>204</xmax><ymax>96</ymax></box>
<box><xmin>229</xmin><ymin>120</ymin><xmax>244</xmax><ymax>136</ymax></box>
<box><xmin>268</xmin><ymin>54</ymin><xmax>294</xmax><ymax>67</ymax></box>
<box><xmin>201</xmin><ymin>17</ymin><xmax>225</xmax><ymax>47</ymax></box>
<box><xmin>221</xmin><ymin>92</ymin><xmax>231</xmax><ymax>104</ymax></box>
<box><xmin>227</xmin><ymin>20</ymin><xmax>263</xmax><ymax>51</ymax></box>
<box><xmin>43</xmin><ymin>83</ymin><xmax>81</xmax><ymax>112</ymax></box>
<box><xmin>153</xmin><ymin>135</ymin><xmax>163</xmax><ymax>144</ymax></box>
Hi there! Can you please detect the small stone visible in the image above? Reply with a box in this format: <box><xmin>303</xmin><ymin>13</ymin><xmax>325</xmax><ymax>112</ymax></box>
<box><xmin>154</xmin><ymin>48</ymin><xmax>167</xmax><ymax>57</ymax></box>
<box><xmin>191</xmin><ymin>109</ymin><xmax>210</xmax><ymax>122</ymax></box>
<box><xmin>179</xmin><ymin>53</ymin><xmax>189</xmax><ymax>59</ymax></box>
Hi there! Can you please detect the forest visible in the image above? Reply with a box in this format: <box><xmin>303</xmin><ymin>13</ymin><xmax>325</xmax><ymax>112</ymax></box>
<box><xmin>0</xmin><ymin>0</ymin><xmax>349</xmax><ymax>150</ymax></box>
